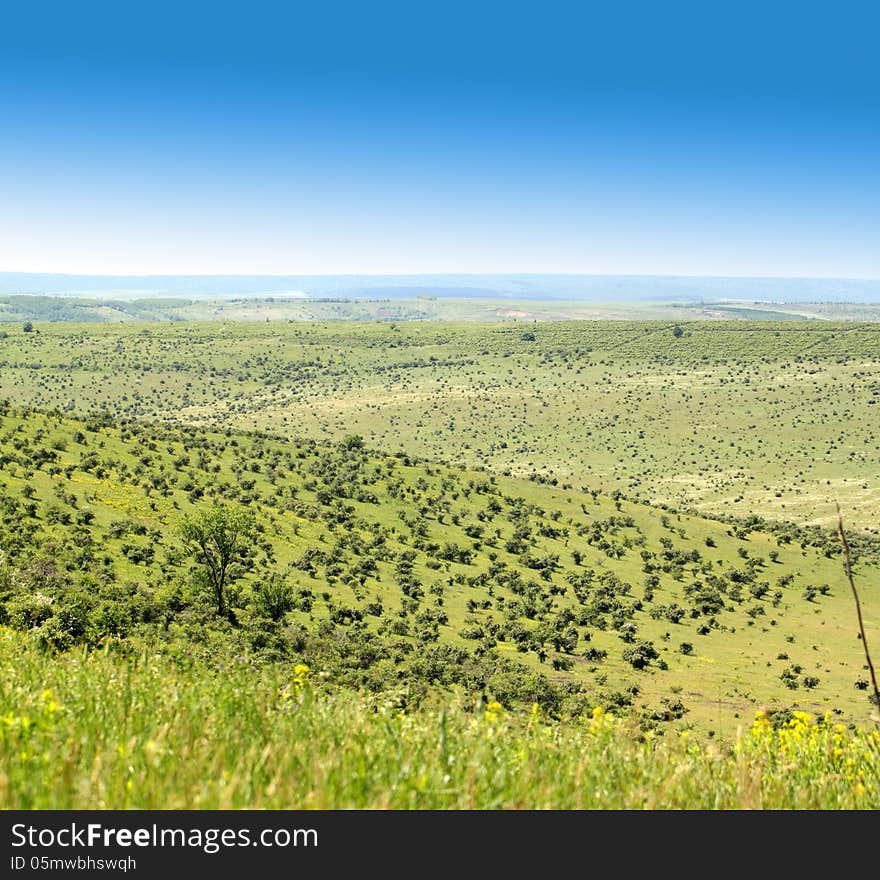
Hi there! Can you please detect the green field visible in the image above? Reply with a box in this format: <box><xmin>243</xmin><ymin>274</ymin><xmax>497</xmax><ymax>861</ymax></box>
<box><xmin>5</xmin><ymin>293</ymin><xmax>880</xmax><ymax>324</ymax></box>
<box><xmin>3</xmin><ymin>320</ymin><xmax>880</xmax><ymax>529</ymax></box>
<box><xmin>1</xmin><ymin>318</ymin><xmax>879</xmax><ymax>809</ymax></box>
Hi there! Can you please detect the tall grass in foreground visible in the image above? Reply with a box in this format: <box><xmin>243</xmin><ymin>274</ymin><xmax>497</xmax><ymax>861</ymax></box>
<box><xmin>1</xmin><ymin>629</ymin><xmax>877</xmax><ymax>810</ymax></box>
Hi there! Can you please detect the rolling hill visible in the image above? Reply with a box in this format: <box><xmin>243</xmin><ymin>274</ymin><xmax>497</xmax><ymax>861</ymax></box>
<box><xmin>2</xmin><ymin>404</ymin><xmax>876</xmax><ymax>738</ymax></box>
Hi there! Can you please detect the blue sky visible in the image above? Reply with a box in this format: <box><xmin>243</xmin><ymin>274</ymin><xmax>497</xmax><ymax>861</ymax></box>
<box><xmin>1</xmin><ymin>1</ymin><xmax>878</xmax><ymax>277</ymax></box>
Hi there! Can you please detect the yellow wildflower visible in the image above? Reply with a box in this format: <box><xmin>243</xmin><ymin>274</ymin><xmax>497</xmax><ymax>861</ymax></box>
<box><xmin>752</xmin><ymin>709</ymin><xmax>771</xmax><ymax>733</ymax></box>
<box><xmin>40</xmin><ymin>690</ymin><xmax>59</xmax><ymax>714</ymax></box>
<box><xmin>292</xmin><ymin>664</ymin><xmax>310</xmax><ymax>691</ymax></box>
<box><xmin>589</xmin><ymin>706</ymin><xmax>612</xmax><ymax>731</ymax></box>
<box><xmin>484</xmin><ymin>701</ymin><xmax>503</xmax><ymax>723</ymax></box>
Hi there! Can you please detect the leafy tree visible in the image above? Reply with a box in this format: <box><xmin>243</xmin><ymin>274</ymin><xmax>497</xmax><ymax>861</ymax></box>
<box><xmin>180</xmin><ymin>504</ymin><xmax>256</xmax><ymax>617</ymax></box>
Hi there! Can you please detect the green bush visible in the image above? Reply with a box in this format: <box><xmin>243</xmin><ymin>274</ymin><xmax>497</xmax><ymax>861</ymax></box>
<box><xmin>253</xmin><ymin>577</ymin><xmax>295</xmax><ymax>621</ymax></box>
<box><xmin>5</xmin><ymin>592</ymin><xmax>54</xmax><ymax>630</ymax></box>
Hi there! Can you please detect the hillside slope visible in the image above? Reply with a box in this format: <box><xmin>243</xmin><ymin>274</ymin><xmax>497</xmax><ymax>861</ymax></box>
<box><xmin>1</xmin><ymin>405</ymin><xmax>877</xmax><ymax>736</ymax></box>
<box><xmin>3</xmin><ymin>320</ymin><xmax>880</xmax><ymax>529</ymax></box>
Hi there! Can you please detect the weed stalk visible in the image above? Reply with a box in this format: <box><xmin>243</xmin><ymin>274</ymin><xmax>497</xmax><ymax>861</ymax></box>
<box><xmin>836</xmin><ymin>504</ymin><xmax>880</xmax><ymax>723</ymax></box>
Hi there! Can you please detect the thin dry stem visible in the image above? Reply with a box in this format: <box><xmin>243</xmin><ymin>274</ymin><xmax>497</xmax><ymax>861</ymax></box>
<box><xmin>836</xmin><ymin>503</ymin><xmax>880</xmax><ymax>724</ymax></box>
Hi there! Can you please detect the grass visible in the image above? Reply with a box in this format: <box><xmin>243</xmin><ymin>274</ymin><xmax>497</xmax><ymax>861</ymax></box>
<box><xmin>1</xmin><ymin>630</ymin><xmax>877</xmax><ymax>809</ymax></box>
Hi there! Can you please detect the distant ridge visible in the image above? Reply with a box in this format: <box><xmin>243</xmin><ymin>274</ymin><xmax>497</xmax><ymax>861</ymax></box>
<box><xmin>1</xmin><ymin>272</ymin><xmax>879</xmax><ymax>302</ymax></box>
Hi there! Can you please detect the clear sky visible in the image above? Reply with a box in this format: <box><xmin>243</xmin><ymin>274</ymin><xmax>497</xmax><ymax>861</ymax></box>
<box><xmin>1</xmin><ymin>0</ymin><xmax>878</xmax><ymax>278</ymax></box>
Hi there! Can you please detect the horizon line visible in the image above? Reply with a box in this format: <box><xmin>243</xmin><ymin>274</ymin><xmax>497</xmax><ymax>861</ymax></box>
<box><xmin>2</xmin><ymin>270</ymin><xmax>880</xmax><ymax>283</ymax></box>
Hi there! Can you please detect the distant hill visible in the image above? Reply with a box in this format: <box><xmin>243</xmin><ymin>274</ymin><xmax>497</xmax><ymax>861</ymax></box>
<box><xmin>1</xmin><ymin>272</ymin><xmax>879</xmax><ymax>302</ymax></box>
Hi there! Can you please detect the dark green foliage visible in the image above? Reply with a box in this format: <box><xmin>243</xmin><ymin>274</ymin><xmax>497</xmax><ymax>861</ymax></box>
<box><xmin>253</xmin><ymin>577</ymin><xmax>295</xmax><ymax>621</ymax></box>
<box><xmin>622</xmin><ymin>640</ymin><xmax>659</xmax><ymax>670</ymax></box>
<box><xmin>180</xmin><ymin>504</ymin><xmax>256</xmax><ymax>617</ymax></box>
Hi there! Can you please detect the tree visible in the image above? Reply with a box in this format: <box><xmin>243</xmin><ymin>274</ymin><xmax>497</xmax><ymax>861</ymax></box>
<box><xmin>672</xmin><ymin>324</ymin><xmax>684</xmax><ymax>339</ymax></box>
<box><xmin>22</xmin><ymin>321</ymin><xmax>34</xmax><ymax>333</ymax></box>
<box><xmin>180</xmin><ymin>504</ymin><xmax>256</xmax><ymax>617</ymax></box>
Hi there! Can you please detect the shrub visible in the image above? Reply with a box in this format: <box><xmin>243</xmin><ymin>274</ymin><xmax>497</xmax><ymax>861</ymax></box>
<box><xmin>622</xmin><ymin>640</ymin><xmax>659</xmax><ymax>670</ymax></box>
<box><xmin>254</xmin><ymin>578</ymin><xmax>295</xmax><ymax>621</ymax></box>
<box><xmin>5</xmin><ymin>592</ymin><xmax>54</xmax><ymax>630</ymax></box>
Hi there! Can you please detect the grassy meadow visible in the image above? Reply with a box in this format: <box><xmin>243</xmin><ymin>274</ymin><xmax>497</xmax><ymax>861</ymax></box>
<box><xmin>1</xmin><ymin>318</ymin><xmax>879</xmax><ymax>808</ymax></box>
<box><xmin>5</xmin><ymin>293</ymin><xmax>880</xmax><ymax>324</ymax></box>
<box><xmin>2</xmin><ymin>320</ymin><xmax>880</xmax><ymax>528</ymax></box>
<box><xmin>2</xmin><ymin>630</ymin><xmax>877</xmax><ymax>809</ymax></box>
